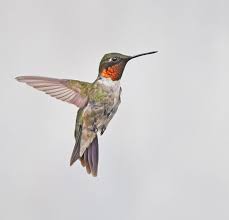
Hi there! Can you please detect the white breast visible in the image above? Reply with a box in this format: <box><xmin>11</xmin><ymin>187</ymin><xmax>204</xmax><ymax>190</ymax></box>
<box><xmin>98</xmin><ymin>77</ymin><xmax>120</xmax><ymax>88</ymax></box>
<box><xmin>97</xmin><ymin>77</ymin><xmax>121</xmax><ymax>112</ymax></box>
<box><xmin>98</xmin><ymin>77</ymin><xmax>121</xmax><ymax>95</ymax></box>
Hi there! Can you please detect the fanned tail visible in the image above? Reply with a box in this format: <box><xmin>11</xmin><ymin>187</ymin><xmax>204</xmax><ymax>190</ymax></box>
<box><xmin>80</xmin><ymin>136</ymin><xmax>99</xmax><ymax>177</ymax></box>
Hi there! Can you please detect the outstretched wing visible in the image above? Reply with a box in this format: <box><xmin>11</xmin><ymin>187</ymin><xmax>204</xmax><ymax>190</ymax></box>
<box><xmin>16</xmin><ymin>76</ymin><xmax>91</xmax><ymax>108</ymax></box>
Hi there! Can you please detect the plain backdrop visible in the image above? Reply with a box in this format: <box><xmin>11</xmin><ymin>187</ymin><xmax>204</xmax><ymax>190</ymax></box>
<box><xmin>1</xmin><ymin>0</ymin><xmax>229</xmax><ymax>219</ymax></box>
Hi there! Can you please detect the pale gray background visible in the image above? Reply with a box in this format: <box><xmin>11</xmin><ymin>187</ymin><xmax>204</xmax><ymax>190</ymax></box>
<box><xmin>1</xmin><ymin>0</ymin><xmax>229</xmax><ymax>219</ymax></box>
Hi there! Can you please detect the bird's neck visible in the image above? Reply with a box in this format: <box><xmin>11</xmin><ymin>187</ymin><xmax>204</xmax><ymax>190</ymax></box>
<box><xmin>96</xmin><ymin>76</ymin><xmax>121</xmax><ymax>89</ymax></box>
<box><xmin>100</xmin><ymin>64</ymin><xmax>123</xmax><ymax>81</ymax></box>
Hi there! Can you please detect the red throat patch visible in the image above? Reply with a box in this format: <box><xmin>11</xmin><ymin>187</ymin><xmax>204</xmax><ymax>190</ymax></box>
<box><xmin>101</xmin><ymin>64</ymin><xmax>122</xmax><ymax>81</ymax></box>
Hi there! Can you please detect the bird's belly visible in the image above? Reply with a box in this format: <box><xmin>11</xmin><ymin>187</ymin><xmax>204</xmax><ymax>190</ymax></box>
<box><xmin>94</xmin><ymin>101</ymin><xmax>118</xmax><ymax>127</ymax></box>
<box><xmin>84</xmin><ymin>95</ymin><xmax>120</xmax><ymax>132</ymax></box>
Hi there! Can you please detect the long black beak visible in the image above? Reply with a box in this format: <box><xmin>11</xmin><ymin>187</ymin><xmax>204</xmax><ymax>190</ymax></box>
<box><xmin>128</xmin><ymin>51</ymin><xmax>158</xmax><ymax>60</ymax></box>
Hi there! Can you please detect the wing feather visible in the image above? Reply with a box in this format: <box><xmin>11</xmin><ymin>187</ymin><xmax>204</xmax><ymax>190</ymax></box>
<box><xmin>16</xmin><ymin>76</ymin><xmax>90</xmax><ymax>108</ymax></box>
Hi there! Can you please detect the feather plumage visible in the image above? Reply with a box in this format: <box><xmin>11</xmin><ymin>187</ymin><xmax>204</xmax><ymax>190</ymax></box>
<box><xmin>16</xmin><ymin>76</ymin><xmax>90</xmax><ymax>108</ymax></box>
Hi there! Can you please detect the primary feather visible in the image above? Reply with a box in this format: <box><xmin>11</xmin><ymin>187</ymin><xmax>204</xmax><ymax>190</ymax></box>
<box><xmin>15</xmin><ymin>76</ymin><xmax>90</xmax><ymax>108</ymax></box>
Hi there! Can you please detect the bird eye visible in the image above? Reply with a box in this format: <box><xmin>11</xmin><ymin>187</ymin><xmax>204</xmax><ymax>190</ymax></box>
<box><xmin>111</xmin><ymin>57</ymin><xmax>118</xmax><ymax>62</ymax></box>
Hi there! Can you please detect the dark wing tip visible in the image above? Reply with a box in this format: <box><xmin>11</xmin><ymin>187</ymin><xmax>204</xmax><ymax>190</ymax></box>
<box><xmin>69</xmin><ymin>159</ymin><xmax>75</xmax><ymax>166</ymax></box>
<box><xmin>15</xmin><ymin>76</ymin><xmax>21</xmax><ymax>81</ymax></box>
<box><xmin>70</xmin><ymin>151</ymin><xmax>80</xmax><ymax>166</ymax></box>
<box><xmin>15</xmin><ymin>75</ymin><xmax>36</xmax><ymax>83</ymax></box>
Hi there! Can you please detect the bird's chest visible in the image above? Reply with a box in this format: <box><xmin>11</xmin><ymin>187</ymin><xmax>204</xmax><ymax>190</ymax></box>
<box><xmin>91</xmin><ymin>79</ymin><xmax>121</xmax><ymax>112</ymax></box>
<box><xmin>90</xmin><ymin>78</ymin><xmax>121</xmax><ymax>108</ymax></box>
<box><xmin>86</xmin><ymin>78</ymin><xmax>121</xmax><ymax>126</ymax></box>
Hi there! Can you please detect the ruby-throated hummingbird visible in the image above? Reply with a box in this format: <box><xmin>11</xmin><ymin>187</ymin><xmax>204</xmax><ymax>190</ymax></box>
<box><xmin>16</xmin><ymin>51</ymin><xmax>157</xmax><ymax>176</ymax></box>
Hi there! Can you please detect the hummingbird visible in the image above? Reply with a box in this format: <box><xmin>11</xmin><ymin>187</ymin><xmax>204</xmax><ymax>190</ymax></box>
<box><xmin>16</xmin><ymin>51</ymin><xmax>158</xmax><ymax>177</ymax></box>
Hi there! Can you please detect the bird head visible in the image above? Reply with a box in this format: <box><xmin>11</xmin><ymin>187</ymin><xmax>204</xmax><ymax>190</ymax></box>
<box><xmin>98</xmin><ymin>51</ymin><xmax>158</xmax><ymax>81</ymax></box>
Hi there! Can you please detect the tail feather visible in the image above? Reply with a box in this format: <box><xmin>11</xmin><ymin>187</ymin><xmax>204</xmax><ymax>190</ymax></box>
<box><xmin>82</xmin><ymin>148</ymin><xmax>91</xmax><ymax>174</ymax></box>
<box><xmin>91</xmin><ymin>136</ymin><xmax>99</xmax><ymax>176</ymax></box>
<box><xmin>80</xmin><ymin>135</ymin><xmax>99</xmax><ymax>177</ymax></box>
<box><xmin>88</xmin><ymin>145</ymin><xmax>93</xmax><ymax>173</ymax></box>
